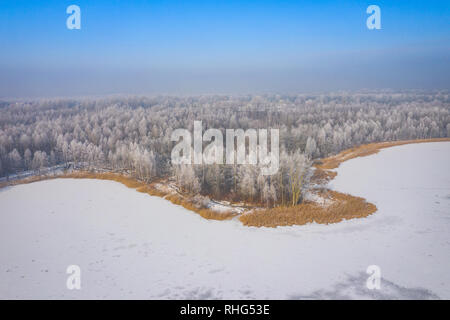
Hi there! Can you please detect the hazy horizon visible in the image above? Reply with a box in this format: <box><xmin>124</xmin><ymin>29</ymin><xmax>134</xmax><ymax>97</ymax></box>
<box><xmin>1</xmin><ymin>0</ymin><xmax>449</xmax><ymax>98</ymax></box>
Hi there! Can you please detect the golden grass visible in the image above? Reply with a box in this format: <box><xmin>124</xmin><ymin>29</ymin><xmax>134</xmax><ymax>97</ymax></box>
<box><xmin>311</xmin><ymin>166</ymin><xmax>337</xmax><ymax>184</ymax></box>
<box><xmin>239</xmin><ymin>190</ymin><xmax>377</xmax><ymax>227</ymax></box>
<box><xmin>164</xmin><ymin>194</ymin><xmax>235</xmax><ymax>220</ymax></box>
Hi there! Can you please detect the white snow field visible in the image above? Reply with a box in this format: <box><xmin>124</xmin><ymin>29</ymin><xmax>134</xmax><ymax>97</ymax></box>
<box><xmin>0</xmin><ymin>142</ymin><xmax>449</xmax><ymax>299</ymax></box>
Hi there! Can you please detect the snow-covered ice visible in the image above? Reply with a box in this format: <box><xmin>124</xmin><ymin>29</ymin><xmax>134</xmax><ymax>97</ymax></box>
<box><xmin>0</xmin><ymin>142</ymin><xmax>449</xmax><ymax>299</ymax></box>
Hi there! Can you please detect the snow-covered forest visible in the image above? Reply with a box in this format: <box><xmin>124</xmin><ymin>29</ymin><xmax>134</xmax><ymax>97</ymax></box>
<box><xmin>1</xmin><ymin>91</ymin><xmax>449</xmax><ymax>206</ymax></box>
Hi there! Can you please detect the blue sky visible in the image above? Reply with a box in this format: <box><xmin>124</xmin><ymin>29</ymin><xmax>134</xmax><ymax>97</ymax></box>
<box><xmin>0</xmin><ymin>0</ymin><xmax>449</xmax><ymax>97</ymax></box>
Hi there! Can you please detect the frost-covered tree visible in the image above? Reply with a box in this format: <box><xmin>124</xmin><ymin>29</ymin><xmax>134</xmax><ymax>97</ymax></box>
<box><xmin>32</xmin><ymin>151</ymin><xmax>48</xmax><ymax>173</ymax></box>
<box><xmin>8</xmin><ymin>149</ymin><xmax>22</xmax><ymax>173</ymax></box>
<box><xmin>305</xmin><ymin>137</ymin><xmax>317</xmax><ymax>158</ymax></box>
<box><xmin>174</xmin><ymin>165</ymin><xmax>201</xmax><ymax>195</ymax></box>
<box><xmin>287</xmin><ymin>151</ymin><xmax>310</xmax><ymax>206</ymax></box>
<box><xmin>24</xmin><ymin>149</ymin><xmax>32</xmax><ymax>170</ymax></box>
<box><xmin>0</xmin><ymin>91</ymin><xmax>448</xmax><ymax>206</ymax></box>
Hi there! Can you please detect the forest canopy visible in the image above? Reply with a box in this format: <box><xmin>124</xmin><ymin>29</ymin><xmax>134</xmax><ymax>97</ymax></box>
<box><xmin>1</xmin><ymin>91</ymin><xmax>449</xmax><ymax>206</ymax></box>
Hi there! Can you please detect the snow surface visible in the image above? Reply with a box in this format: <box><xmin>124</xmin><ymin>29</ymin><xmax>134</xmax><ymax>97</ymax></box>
<box><xmin>0</xmin><ymin>142</ymin><xmax>449</xmax><ymax>299</ymax></box>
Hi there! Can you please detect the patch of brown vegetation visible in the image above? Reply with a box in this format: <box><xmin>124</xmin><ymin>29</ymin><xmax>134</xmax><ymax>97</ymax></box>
<box><xmin>311</xmin><ymin>166</ymin><xmax>337</xmax><ymax>184</ymax></box>
<box><xmin>239</xmin><ymin>190</ymin><xmax>377</xmax><ymax>227</ymax></box>
<box><xmin>164</xmin><ymin>194</ymin><xmax>235</xmax><ymax>220</ymax></box>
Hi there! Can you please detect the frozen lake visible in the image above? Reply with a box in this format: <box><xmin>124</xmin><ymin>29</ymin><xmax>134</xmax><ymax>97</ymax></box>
<box><xmin>0</xmin><ymin>142</ymin><xmax>449</xmax><ymax>299</ymax></box>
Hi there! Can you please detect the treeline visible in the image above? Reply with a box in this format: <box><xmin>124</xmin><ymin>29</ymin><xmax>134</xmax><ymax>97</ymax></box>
<box><xmin>0</xmin><ymin>91</ymin><xmax>449</xmax><ymax>206</ymax></box>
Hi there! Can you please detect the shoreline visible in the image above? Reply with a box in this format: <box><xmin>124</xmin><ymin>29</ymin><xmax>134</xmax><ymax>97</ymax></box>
<box><xmin>1</xmin><ymin>138</ymin><xmax>449</xmax><ymax>227</ymax></box>
<box><xmin>239</xmin><ymin>138</ymin><xmax>450</xmax><ymax>227</ymax></box>
<box><xmin>316</xmin><ymin>137</ymin><xmax>450</xmax><ymax>171</ymax></box>
<box><xmin>0</xmin><ymin>172</ymin><xmax>237</xmax><ymax>221</ymax></box>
